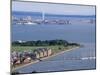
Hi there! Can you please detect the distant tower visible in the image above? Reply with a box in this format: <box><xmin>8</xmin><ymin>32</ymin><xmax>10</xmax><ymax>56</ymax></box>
<box><xmin>42</xmin><ymin>11</ymin><xmax>45</xmax><ymax>21</ymax></box>
<box><xmin>27</xmin><ymin>16</ymin><xmax>32</xmax><ymax>21</ymax></box>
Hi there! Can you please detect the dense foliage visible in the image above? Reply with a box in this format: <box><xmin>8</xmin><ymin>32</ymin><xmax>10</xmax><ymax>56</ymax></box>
<box><xmin>12</xmin><ymin>39</ymin><xmax>80</xmax><ymax>46</ymax></box>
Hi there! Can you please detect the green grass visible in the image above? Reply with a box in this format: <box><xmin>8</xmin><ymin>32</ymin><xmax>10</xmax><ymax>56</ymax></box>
<box><xmin>11</xmin><ymin>45</ymin><xmax>77</xmax><ymax>53</ymax></box>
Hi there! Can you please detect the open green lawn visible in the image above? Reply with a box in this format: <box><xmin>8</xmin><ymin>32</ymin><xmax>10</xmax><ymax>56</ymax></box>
<box><xmin>11</xmin><ymin>45</ymin><xmax>77</xmax><ymax>53</ymax></box>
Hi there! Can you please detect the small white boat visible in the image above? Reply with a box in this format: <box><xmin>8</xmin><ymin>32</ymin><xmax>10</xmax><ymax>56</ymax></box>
<box><xmin>24</xmin><ymin>21</ymin><xmax>37</xmax><ymax>25</ymax></box>
<box><xmin>81</xmin><ymin>56</ymin><xmax>96</xmax><ymax>60</ymax></box>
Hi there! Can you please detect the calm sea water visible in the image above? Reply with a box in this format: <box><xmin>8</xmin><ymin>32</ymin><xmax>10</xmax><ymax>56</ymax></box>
<box><xmin>12</xmin><ymin>23</ymin><xmax>95</xmax><ymax>43</ymax></box>
<box><xmin>12</xmin><ymin>16</ymin><xmax>96</xmax><ymax>73</ymax></box>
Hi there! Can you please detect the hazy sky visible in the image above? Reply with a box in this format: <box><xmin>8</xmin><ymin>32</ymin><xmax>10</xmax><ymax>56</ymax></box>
<box><xmin>12</xmin><ymin>1</ymin><xmax>95</xmax><ymax>15</ymax></box>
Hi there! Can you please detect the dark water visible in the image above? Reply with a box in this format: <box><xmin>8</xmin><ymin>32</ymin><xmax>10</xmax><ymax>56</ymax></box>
<box><xmin>12</xmin><ymin>16</ymin><xmax>96</xmax><ymax>73</ymax></box>
<box><xmin>12</xmin><ymin>23</ymin><xmax>95</xmax><ymax>43</ymax></box>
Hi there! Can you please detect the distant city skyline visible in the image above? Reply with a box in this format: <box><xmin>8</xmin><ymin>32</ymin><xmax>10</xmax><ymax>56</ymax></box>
<box><xmin>12</xmin><ymin>1</ymin><xmax>95</xmax><ymax>16</ymax></box>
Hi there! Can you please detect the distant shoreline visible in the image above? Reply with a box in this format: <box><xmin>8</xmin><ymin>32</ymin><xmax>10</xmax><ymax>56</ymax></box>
<box><xmin>12</xmin><ymin>46</ymin><xmax>80</xmax><ymax>72</ymax></box>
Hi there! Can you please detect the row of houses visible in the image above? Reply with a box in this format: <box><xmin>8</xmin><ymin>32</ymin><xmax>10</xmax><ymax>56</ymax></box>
<box><xmin>11</xmin><ymin>48</ymin><xmax>52</xmax><ymax>67</ymax></box>
<box><xmin>34</xmin><ymin>48</ymin><xmax>52</xmax><ymax>58</ymax></box>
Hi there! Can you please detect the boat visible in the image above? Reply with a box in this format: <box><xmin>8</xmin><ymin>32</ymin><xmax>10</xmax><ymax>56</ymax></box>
<box><xmin>23</xmin><ymin>21</ymin><xmax>37</xmax><ymax>25</ymax></box>
<box><xmin>81</xmin><ymin>56</ymin><xmax>96</xmax><ymax>60</ymax></box>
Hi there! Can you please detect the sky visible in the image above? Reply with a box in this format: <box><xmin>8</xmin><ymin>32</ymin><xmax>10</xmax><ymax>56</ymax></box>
<box><xmin>12</xmin><ymin>1</ymin><xmax>96</xmax><ymax>15</ymax></box>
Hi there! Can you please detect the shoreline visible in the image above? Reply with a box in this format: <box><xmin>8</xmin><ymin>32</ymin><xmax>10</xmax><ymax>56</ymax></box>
<box><xmin>12</xmin><ymin>46</ymin><xmax>80</xmax><ymax>72</ymax></box>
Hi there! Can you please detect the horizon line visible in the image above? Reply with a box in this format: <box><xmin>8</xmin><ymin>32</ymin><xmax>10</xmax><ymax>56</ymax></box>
<box><xmin>12</xmin><ymin>11</ymin><xmax>96</xmax><ymax>16</ymax></box>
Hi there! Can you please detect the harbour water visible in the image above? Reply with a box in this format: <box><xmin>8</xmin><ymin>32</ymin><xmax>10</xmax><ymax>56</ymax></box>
<box><xmin>12</xmin><ymin>15</ymin><xmax>96</xmax><ymax>73</ymax></box>
<box><xmin>12</xmin><ymin>23</ymin><xmax>95</xmax><ymax>43</ymax></box>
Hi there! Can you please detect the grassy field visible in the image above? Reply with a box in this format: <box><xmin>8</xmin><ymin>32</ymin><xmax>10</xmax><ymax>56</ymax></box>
<box><xmin>11</xmin><ymin>45</ymin><xmax>76</xmax><ymax>53</ymax></box>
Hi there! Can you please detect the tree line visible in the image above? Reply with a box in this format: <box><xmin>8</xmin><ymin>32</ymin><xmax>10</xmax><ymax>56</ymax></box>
<box><xmin>12</xmin><ymin>39</ymin><xmax>80</xmax><ymax>46</ymax></box>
